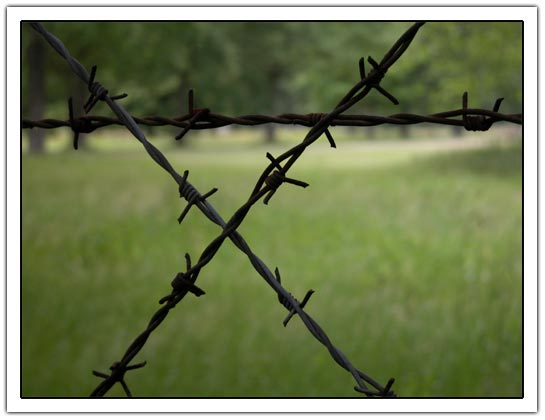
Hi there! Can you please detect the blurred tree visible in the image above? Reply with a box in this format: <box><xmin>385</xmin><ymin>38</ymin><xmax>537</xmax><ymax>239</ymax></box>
<box><xmin>291</xmin><ymin>22</ymin><xmax>412</xmax><ymax>139</ymax></box>
<box><xmin>294</xmin><ymin>21</ymin><xmax>522</xmax><ymax>138</ymax></box>
<box><xmin>388</xmin><ymin>21</ymin><xmax>522</xmax><ymax>136</ymax></box>
<box><xmin>292</xmin><ymin>22</ymin><xmax>409</xmax><ymax>112</ymax></box>
<box><xmin>25</xmin><ymin>29</ymin><xmax>45</xmax><ymax>153</ymax></box>
<box><xmin>119</xmin><ymin>22</ymin><xmax>239</xmax><ymax>117</ymax></box>
<box><xmin>222</xmin><ymin>22</ymin><xmax>311</xmax><ymax>143</ymax></box>
<box><xmin>22</xmin><ymin>21</ymin><xmax>135</xmax><ymax>149</ymax></box>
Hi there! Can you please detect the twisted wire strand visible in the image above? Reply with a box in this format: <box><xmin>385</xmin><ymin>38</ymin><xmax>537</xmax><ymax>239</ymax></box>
<box><xmin>21</xmin><ymin>108</ymin><xmax>522</xmax><ymax>132</ymax></box>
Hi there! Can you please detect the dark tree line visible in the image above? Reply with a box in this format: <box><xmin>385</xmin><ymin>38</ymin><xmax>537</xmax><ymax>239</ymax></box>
<box><xmin>22</xmin><ymin>21</ymin><xmax>522</xmax><ymax>152</ymax></box>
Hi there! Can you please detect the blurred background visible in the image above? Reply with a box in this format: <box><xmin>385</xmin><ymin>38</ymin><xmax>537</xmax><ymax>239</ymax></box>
<box><xmin>21</xmin><ymin>21</ymin><xmax>522</xmax><ymax>397</ymax></box>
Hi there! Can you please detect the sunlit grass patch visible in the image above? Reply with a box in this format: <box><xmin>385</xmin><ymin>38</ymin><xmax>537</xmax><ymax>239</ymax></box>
<box><xmin>21</xmin><ymin>137</ymin><xmax>522</xmax><ymax>397</ymax></box>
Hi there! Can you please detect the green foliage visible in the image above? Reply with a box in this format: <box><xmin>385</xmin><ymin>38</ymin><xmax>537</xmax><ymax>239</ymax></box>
<box><xmin>22</xmin><ymin>21</ymin><xmax>522</xmax><ymax>120</ymax></box>
<box><xmin>291</xmin><ymin>22</ymin><xmax>410</xmax><ymax>113</ymax></box>
<box><xmin>22</xmin><ymin>135</ymin><xmax>522</xmax><ymax>397</ymax></box>
<box><xmin>389</xmin><ymin>22</ymin><xmax>522</xmax><ymax>113</ymax></box>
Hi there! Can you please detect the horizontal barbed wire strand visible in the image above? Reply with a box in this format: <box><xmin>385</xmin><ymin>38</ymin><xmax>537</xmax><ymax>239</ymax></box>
<box><xmin>26</xmin><ymin>21</ymin><xmax>521</xmax><ymax>398</ymax></box>
<box><xmin>21</xmin><ymin>107</ymin><xmax>522</xmax><ymax>132</ymax></box>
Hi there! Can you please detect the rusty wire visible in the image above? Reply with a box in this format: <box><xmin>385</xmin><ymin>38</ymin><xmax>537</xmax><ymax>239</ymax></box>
<box><xmin>22</xmin><ymin>102</ymin><xmax>522</xmax><ymax>143</ymax></box>
<box><xmin>25</xmin><ymin>21</ymin><xmax>522</xmax><ymax>399</ymax></box>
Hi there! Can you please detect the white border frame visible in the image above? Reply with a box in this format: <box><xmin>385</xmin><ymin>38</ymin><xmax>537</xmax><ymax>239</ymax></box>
<box><xmin>6</xmin><ymin>4</ymin><xmax>538</xmax><ymax>414</ymax></box>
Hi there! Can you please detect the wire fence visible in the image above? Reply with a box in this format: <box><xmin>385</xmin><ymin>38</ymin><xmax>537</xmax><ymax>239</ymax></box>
<box><xmin>23</xmin><ymin>21</ymin><xmax>523</xmax><ymax>398</ymax></box>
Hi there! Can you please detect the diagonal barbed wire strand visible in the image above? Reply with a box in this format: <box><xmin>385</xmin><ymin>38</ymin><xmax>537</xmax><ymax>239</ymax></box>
<box><xmin>26</xmin><ymin>21</ymin><xmax>521</xmax><ymax>398</ymax></box>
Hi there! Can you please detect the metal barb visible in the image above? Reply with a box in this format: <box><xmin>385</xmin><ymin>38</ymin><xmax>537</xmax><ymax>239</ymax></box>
<box><xmin>266</xmin><ymin>152</ymin><xmax>284</xmax><ymax>171</ymax></box>
<box><xmin>159</xmin><ymin>268</ymin><xmax>205</xmax><ymax>305</ymax></box>
<box><xmin>67</xmin><ymin>97</ymin><xmax>97</xmax><ymax>149</ymax></box>
<box><xmin>68</xmin><ymin>97</ymin><xmax>79</xmax><ymax>150</ymax></box>
<box><xmin>273</xmin><ymin>268</ymin><xmax>315</xmax><ymax>326</ymax></box>
<box><xmin>175</xmin><ymin>91</ymin><xmax>210</xmax><ymax>140</ymax></box>
<box><xmin>263</xmin><ymin>171</ymin><xmax>309</xmax><ymax>205</ymax></box>
<box><xmin>282</xmin><ymin>289</ymin><xmax>315</xmax><ymax>327</ymax></box>
<box><xmin>91</xmin><ymin>361</ymin><xmax>146</xmax><ymax>397</ymax></box>
<box><xmin>177</xmin><ymin>170</ymin><xmax>218</xmax><ymax>224</ymax></box>
<box><xmin>358</xmin><ymin>57</ymin><xmax>366</xmax><ymax>80</ymax></box>
<box><xmin>83</xmin><ymin>65</ymin><xmax>108</xmax><ymax>113</ymax></box>
<box><xmin>188</xmin><ymin>89</ymin><xmax>194</xmax><ymax>114</ymax></box>
<box><xmin>83</xmin><ymin>65</ymin><xmax>126</xmax><ymax>114</ymax></box>
<box><xmin>366</xmin><ymin>56</ymin><xmax>399</xmax><ymax>105</ymax></box>
<box><xmin>324</xmin><ymin>129</ymin><xmax>337</xmax><ymax>148</ymax></box>
<box><xmin>462</xmin><ymin>91</ymin><xmax>503</xmax><ymax>131</ymax></box>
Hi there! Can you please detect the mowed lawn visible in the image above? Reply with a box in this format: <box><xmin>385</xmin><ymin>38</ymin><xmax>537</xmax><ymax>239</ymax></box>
<box><xmin>21</xmin><ymin>132</ymin><xmax>523</xmax><ymax>397</ymax></box>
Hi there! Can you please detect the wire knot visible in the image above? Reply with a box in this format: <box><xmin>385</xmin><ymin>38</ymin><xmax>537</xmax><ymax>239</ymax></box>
<box><xmin>92</xmin><ymin>360</ymin><xmax>146</xmax><ymax>397</ymax></box>
<box><xmin>307</xmin><ymin>113</ymin><xmax>326</xmax><ymax>126</ymax></box>
<box><xmin>366</xmin><ymin>60</ymin><xmax>386</xmax><ymax>86</ymax></box>
<box><xmin>177</xmin><ymin>170</ymin><xmax>218</xmax><ymax>224</ymax></box>
<box><xmin>462</xmin><ymin>91</ymin><xmax>504</xmax><ymax>132</ymax></box>
<box><xmin>84</xmin><ymin>65</ymin><xmax>108</xmax><ymax>113</ymax></box>
<box><xmin>264</xmin><ymin>170</ymin><xmax>285</xmax><ymax>191</ymax></box>
<box><xmin>463</xmin><ymin>115</ymin><xmax>493</xmax><ymax>132</ymax></box>
<box><xmin>69</xmin><ymin>117</ymin><xmax>95</xmax><ymax>134</ymax></box>
<box><xmin>359</xmin><ymin>56</ymin><xmax>399</xmax><ymax>105</ymax></box>
<box><xmin>159</xmin><ymin>254</ymin><xmax>205</xmax><ymax>304</ymax></box>
<box><xmin>175</xmin><ymin>89</ymin><xmax>210</xmax><ymax>140</ymax></box>
<box><xmin>84</xmin><ymin>65</ymin><xmax>127</xmax><ymax>114</ymax></box>
<box><xmin>274</xmin><ymin>268</ymin><xmax>314</xmax><ymax>327</ymax></box>
<box><xmin>89</xmin><ymin>81</ymin><xmax>108</xmax><ymax>102</ymax></box>
<box><xmin>354</xmin><ymin>377</ymin><xmax>396</xmax><ymax>397</ymax></box>
<box><xmin>67</xmin><ymin>97</ymin><xmax>97</xmax><ymax>150</ymax></box>
<box><xmin>263</xmin><ymin>159</ymin><xmax>309</xmax><ymax>205</ymax></box>
<box><xmin>179</xmin><ymin>175</ymin><xmax>201</xmax><ymax>203</ymax></box>
<box><xmin>170</xmin><ymin>272</ymin><xmax>205</xmax><ymax>297</ymax></box>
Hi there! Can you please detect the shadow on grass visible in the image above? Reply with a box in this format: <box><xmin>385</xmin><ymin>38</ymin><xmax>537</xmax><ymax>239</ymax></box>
<box><xmin>412</xmin><ymin>141</ymin><xmax>522</xmax><ymax>179</ymax></box>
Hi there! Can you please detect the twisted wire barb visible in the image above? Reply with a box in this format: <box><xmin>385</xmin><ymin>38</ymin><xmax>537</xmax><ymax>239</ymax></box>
<box><xmin>26</xmin><ymin>21</ymin><xmax>522</xmax><ymax>398</ymax></box>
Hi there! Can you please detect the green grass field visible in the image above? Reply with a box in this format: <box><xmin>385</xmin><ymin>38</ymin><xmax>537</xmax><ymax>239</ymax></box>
<box><xmin>22</xmin><ymin>129</ymin><xmax>522</xmax><ymax>397</ymax></box>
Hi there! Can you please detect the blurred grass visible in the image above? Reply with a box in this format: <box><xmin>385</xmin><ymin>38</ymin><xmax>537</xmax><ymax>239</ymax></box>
<box><xmin>21</xmin><ymin>130</ymin><xmax>522</xmax><ymax>397</ymax></box>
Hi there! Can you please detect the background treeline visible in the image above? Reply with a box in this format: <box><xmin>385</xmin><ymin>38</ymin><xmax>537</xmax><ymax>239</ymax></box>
<box><xmin>22</xmin><ymin>21</ymin><xmax>522</xmax><ymax>149</ymax></box>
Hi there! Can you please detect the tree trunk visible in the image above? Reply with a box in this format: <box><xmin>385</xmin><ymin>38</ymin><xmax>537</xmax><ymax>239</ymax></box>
<box><xmin>264</xmin><ymin>69</ymin><xmax>281</xmax><ymax>144</ymax></box>
<box><xmin>176</xmin><ymin>73</ymin><xmax>191</xmax><ymax>147</ymax></box>
<box><xmin>451</xmin><ymin>125</ymin><xmax>464</xmax><ymax>138</ymax></box>
<box><xmin>399</xmin><ymin>124</ymin><xmax>411</xmax><ymax>139</ymax></box>
<box><xmin>264</xmin><ymin>124</ymin><xmax>276</xmax><ymax>144</ymax></box>
<box><xmin>27</xmin><ymin>32</ymin><xmax>45</xmax><ymax>153</ymax></box>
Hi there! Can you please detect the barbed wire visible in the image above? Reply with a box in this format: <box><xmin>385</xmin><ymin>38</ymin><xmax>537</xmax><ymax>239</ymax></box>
<box><xmin>25</xmin><ymin>21</ymin><xmax>522</xmax><ymax>399</ymax></box>
<box><xmin>22</xmin><ymin>103</ymin><xmax>522</xmax><ymax>145</ymax></box>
